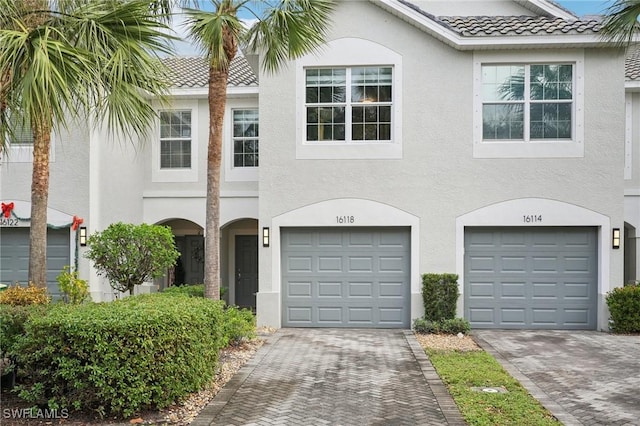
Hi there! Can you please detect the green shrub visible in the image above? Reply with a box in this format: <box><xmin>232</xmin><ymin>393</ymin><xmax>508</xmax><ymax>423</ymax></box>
<box><xmin>56</xmin><ymin>266</ymin><xmax>91</xmax><ymax>304</ymax></box>
<box><xmin>421</xmin><ymin>273</ymin><xmax>459</xmax><ymax>321</ymax></box>
<box><xmin>0</xmin><ymin>305</ymin><xmax>49</xmax><ymax>355</ymax></box>
<box><xmin>606</xmin><ymin>284</ymin><xmax>640</xmax><ymax>333</ymax></box>
<box><xmin>162</xmin><ymin>284</ymin><xmax>205</xmax><ymax>298</ymax></box>
<box><xmin>221</xmin><ymin>305</ymin><xmax>256</xmax><ymax>346</ymax></box>
<box><xmin>413</xmin><ymin>317</ymin><xmax>471</xmax><ymax>335</ymax></box>
<box><xmin>14</xmin><ymin>294</ymin><xmax>226</xmax><ymax>417</ymax></box>
<box><xmin>85</xmin><ymin>222</ymin><xmax>179</xmax><ymax>295</ymax></box>
<box><xmin>162</xmin><ymin>284</ymin><xmax>228</xmax><ymax>299</ymax></box>
<box><xmin>0</xmin><ymin>283</ymin><xmax>51</xmax><ymax>306</ymax></box>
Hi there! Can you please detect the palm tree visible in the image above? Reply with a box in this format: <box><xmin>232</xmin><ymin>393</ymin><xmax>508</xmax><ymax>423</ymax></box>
<box><xmin>0</xmin><ymin>0</ymin><xmax>174</xmax><ymax>286</ymax></box>
<box><xmin>182</xmin><ymin>0</ymin><xmax>335</xmax><ymax>299</ymax></box>
<box><xmin>601</xmin><ymin>0</ymin><xmax>640</xmax><ymax>45</ymax></box>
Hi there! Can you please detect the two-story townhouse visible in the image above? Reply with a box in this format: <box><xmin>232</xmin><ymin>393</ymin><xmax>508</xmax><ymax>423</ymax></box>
<box><xmin>0</xmin><ymin>55</ymin><xmax>261</xmax><ymax>308</ymax></box>
<box><xmin>0</xmin><ymin>0</ymin><xmax>636</xmax><ymax>332</ymax></box>
<box><xmin>255</xmin><ymin>0</ymin><xmax>628</xmax><ymax>331</ymax></box>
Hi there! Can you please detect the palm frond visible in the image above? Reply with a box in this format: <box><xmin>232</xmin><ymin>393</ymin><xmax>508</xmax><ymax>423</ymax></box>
<box><xmin>245</xmin><ymin>0</ymin><xmax>335</xmax><ymax>74</ymax></box>
<box><xmin>601</xmin><ymin>0</ymin><xmax>640</xmax><ymax>47</ymax></box>
<box><xmin>184</xmin><ymin>3</ymin><xmax>245</xmax><ymax>71</ymax></box>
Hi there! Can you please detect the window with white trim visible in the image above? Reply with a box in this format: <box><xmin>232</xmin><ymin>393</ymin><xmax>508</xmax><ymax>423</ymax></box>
<box><xmin>305</xmin><ymin>66</ymin><xmax>392</xmax><ymax>142</ymax></box>
<box><xmin>160</xmin><ymin>110</ymin><xmax>191</xmax><ymax>169</ymax></box>
<box><xmin>482</xmin><ymin>64</ymin><xmax>573</xmax><ymax>141</ymax></box>
<box><xmin>232</xmin><ymin>109</ymin><xmax>258</xmax><ymax>167</ymax></box>
<box><xmin>473</xmin><ymin>51</ymin><xmax>584</xmax><ymax>159</ymax></box>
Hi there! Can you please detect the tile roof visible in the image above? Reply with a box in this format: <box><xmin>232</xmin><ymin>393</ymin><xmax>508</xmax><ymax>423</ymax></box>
<box><xmin>626</xmin><ymin>49</ymin><xmax>640</xmax><ymax>81</ymax></box>
<box><xmin>437</xmin><ymin>16</ymin><xmax>601</xmax><ymax>37</ymax></box>
<box><xmin>162</xmin><ymin>55</ymin><xmax>258</xmax><ymax>88</ymax></box>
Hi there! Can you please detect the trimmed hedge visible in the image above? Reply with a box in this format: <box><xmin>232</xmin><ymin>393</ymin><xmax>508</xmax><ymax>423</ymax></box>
<box><xmin>0</xmin><ymin>305</ymin><xmax>49</xmax><ymax>356</ymax></box>
<box><xmin>0</xmin><ymin>283</ymin><xmax>51</xmax><ymax>306</ymax></box>
<box><xmin>606</xmin><ymin>284</ymin><xmax>640</xmax><ymax>334</ymax></box>
<box><xmin>14</xmin><ymin>294</ymin><xmax>226</xmax><ymax>417</ymax></box>
<box><xmin>162</xmin><ymin>284</ymin><xmax>205</xmax><ymax>298</ymax></box>
<box><xmin>421</xmin><ymin>273</ymin><xmax>459</xmax><ymax>321</ymax></box>
<box><xmin>413</xmin><ymin>317</ymin><xmax>471</xmax><ymax>335</ymax></box>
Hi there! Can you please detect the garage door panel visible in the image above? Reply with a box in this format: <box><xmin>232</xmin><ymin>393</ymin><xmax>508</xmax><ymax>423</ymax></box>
<box><xmin>465</xmin><ymin>227</ymin><xmax>597</xmax><ymax>330</ymax></box>
<box><xmin>318</xmin><ymin>256</ymin><xmax>342</xmax><ymax>272</ymax></box>
<box><xmin>287</xmin><ymin>231</ymin><xmax>314</xmax><ymax>247</ymax></box>
<box><xmin>501</xmin><ymin>282</ymin><xmax>526</xmax><ymax>298</ymax></box>
<box><xmin>287</xmin><ymin>281</ymin><xmax>312</xmax><ymax>297</ymax></box>
<box><xmin>502</xmin><ymin>256</ymin><xmax>527</xmax><ymax>272</ymax></box>
<box><xmin>349</xmin><ymin>257</ymin><xmax>373</xmax><ymax>272</ymax></box>
<box><xmin>379</xmin><ymin>281</ymin><xmax>404</xmax><ymax>297</ymax></box>
<box><xmin>318</xmin><ymin>281</ymin><xmax>342</xmax><ymax>297</ymax></box>
<box><xmin>282</xmin><ymin>227</ymin><xmax>409</xmax><ymax>328</ymax></box>
<box><xmin>564</xmin><ymin>257</ymin><xmax>591</xmax><ymax>273</ymax></box>
<box><xmin>348</xmin><ymin>281</ymin><xmax>373</xmax><ymax>297</ymax></box>
<box><xmin>348</xmin><ymin>232</ymin><xmax>374</xmax><ymax>247</ymax></box>
<box><xmin>501</xmin><ymin>309</ymin><xmax>526</xmax><ymax>325</ymax></box>
<box><xmin>469</xmin><ymin>281</ymin><xmax>495</xmax><ymax>297</ymax></box>
<box><xmin>318</xmin><ymin>232</ymin><xmax>342</xmax><ymax>246</ymax></box>
<box><xmin>469</xmin><ymin>256</ymin><xmax>496</xmax><ymax>272</ymax></box>
<box><xmin>1</xmin><ymin>227</ymin><xmax>70</xmax><ymax>298</ymax></box>
<box><xmin>379</xmin><ymin>256</ymin><xmax>404</xmax><ymax>272</ymax></box>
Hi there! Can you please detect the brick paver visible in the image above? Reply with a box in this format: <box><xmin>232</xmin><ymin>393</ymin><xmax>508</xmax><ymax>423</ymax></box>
<box><xmin>193</xmin><ymin>329</ymin><xmax>466</xmax><ymax>426</ymax></box>
<box><xmin>474</xmin><ymin>330</ymin><xmax>640</xmax><ymax>426</ymax></box>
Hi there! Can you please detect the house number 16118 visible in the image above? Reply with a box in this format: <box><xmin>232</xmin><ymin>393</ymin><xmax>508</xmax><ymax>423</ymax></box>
<box><xmin>336</xmin><ymin>215</ymin><xmax>355</xmax><ymax>224</ymax></box>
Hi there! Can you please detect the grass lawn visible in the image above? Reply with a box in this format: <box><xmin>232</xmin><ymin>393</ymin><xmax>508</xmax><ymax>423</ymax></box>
<box><xmin>426</xmin><ymin>348</ymin><xmax>562</xmax><ymax>426</ymax></box>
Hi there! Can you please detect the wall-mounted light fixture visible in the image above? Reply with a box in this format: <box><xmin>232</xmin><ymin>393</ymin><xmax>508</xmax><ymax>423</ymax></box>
<box><xmin>612</xmin><ymin>228</ymin><xmax>621</xmax><ymax>249</ymax></box>
<box><xmin>79</xmin><ymin>227</ymin><xmax>87</xmax><ymax>247</ymax></box>
<box><xmin>262</xmin><ymin>227</ymin><xmax>270</xmax><ymax>247</ymax></box>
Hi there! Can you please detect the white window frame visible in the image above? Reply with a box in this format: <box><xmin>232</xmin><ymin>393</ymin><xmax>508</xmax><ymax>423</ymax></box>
<box><xmin>473</xmin><ymin>50</ymin><xmax>584</xmax><ymax>158</ymax></box>
<box><xmin>1</xmin><ymin>118</ymin><xmax>56</xmax><ymax>164</ymax></box>
<box><xmin>152</xmin><ymin>101</ymin><xmax>198</xmax><ymax>183</ymax></box>
<box><xmin>296</xmin><ymin>37</ymin><xmax>402</xmax><ymax>160</ymax></box>
<box><xmin>225</xmin><ymin>100</ymin><xmax>259</xmax><ymax>182</ymax></box>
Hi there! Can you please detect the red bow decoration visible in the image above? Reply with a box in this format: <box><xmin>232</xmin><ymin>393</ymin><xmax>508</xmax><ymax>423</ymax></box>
<box><xmin>1</xmin><ymin>202</ymin><xmax>14</xmax><ymax>218</ymax></box>
<box><xmin>71</xmin><ymin>215</ymin><xmax>83</xmax><ymax>231</ymax></box>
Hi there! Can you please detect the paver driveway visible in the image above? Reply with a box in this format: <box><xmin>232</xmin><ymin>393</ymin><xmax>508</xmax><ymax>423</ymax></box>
<box><xmin>193</xmin><ymin>328</ymin><xmax>465</xmax><ymax>426</ymax></box>
<box><xmin>474</xmin><ymin>330</ymin><xmax>640</xmax><ymax>426</ymax></box>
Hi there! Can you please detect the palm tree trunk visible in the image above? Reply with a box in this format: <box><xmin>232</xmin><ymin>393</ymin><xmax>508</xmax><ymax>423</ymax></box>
<box><xmin>204</xmin><ymin>65</ymin><xmax>232</xmax><ymax>300</ymax></box>
<box><xmin>28</xmin><ymin>120</ymin><xmax>51</xmax><ymax>287</ymax></box>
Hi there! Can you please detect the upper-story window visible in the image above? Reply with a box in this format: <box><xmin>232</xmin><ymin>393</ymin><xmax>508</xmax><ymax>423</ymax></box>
<box><xmin>233</xmin><ymin>109</ymin><xmax>258</xmax><ymax>167</ymax></box>
<box><xmin>295</xmin><ymin>38</ymin><xmax>402</xmax><ymax>160</ymax></box>
<box><xmin>482</xmin><ymin>64</ymin><xmax>573</xmax><ymax>141</ymax></box>
<box><xmin>160</xmin><ymin>110</ymin><xmax>191</xmax><ymax>169</ymax></box>
<box><xmin>473</xmin><ymin>51</ymin><xmax>584</xmax><ymax>159</ymax></box>
<box><xmin>1</xmin><ymin>113</ymin><xmax>47</xmax><ymax>164</ymax></box>
<box><xmin>305</xmin><ymin>67</ymin><xmax>392</xmax><ymax>142</ymax></box>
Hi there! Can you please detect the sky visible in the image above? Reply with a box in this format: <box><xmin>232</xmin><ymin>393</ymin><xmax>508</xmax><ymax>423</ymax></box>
<box><xmin>556</xmin><ymin>0</ymin><xmax>615</xmax><ymax>17</ymax></box>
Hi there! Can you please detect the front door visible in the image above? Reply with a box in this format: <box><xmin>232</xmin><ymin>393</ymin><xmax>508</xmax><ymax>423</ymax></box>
<box><xmin>235</xmin><ymin>235</ymin><xmax>258</xmax><ymax>309</ymax></box>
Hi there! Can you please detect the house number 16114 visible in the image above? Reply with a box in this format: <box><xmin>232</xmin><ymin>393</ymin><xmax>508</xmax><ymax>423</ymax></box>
<box><xmin>523</xmin><ymin>215</ymin><xmax>542</xmax><ymax>223</ymax></box>
<box><xmin>336</xmin><ymin>215</ymin><xmax>355</xmax><ymax>224</ymax></box>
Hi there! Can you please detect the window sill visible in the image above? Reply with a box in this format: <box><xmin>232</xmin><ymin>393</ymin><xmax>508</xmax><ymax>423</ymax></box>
<box><xmin>473</xmin><ymin>140</ymin><xmax>584</xmax><ymax>159</ymax></box>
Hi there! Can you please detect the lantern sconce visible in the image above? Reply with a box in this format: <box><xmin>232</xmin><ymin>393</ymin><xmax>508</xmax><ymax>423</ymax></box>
<box><xmin>79</xmin><ymin>227</ymin><xmax>87</xmax><ymax>247</ymax></box>
<box><xmin>612</xmin><ymin>228</ymin><xmax>620</xmax><ymax>250</ymax></box>
<box><xmin>262</xmin><ymin>227</ymin><xmax>270</xmax><ymax>247</ymax></box>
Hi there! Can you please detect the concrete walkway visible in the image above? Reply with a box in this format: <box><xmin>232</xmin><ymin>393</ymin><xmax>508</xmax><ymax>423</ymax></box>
<box><xmin>474</xmin><ymin>330</ymin><xmax>640</xmax><ymax>426</ymax></box>
<box><xmin>193</xmin><ymin>329</ymin><xmax>466</xmax><ymax>426</ymax></box>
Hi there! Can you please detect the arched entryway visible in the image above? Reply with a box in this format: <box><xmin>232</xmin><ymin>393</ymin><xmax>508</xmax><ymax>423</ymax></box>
<box><xmin>156</xmin><ymin>218</ymin><xmax>204</xmax><ymax>290</ymax></box>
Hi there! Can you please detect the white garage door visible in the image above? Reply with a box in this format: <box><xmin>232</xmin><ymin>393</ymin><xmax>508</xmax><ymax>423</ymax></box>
<box><xmin>281</xmin><ymin>227</ymin><xmax>410</xmax><ymax>328</ymax></box>
<box><xmin>465</xmin><ymin>227</ymin><xmax>598</xmax><ymax>329</ymax></box>
<box><xmin>0</xmin><ymin>227</ymin><xmax>70</xmax><ymax>298</ymax></box>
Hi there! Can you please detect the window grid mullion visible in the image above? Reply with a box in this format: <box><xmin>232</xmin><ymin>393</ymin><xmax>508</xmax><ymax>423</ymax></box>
<box><xmin>524</xmin><ymin>65</ymin><xmax>531</xmax><ymax>142</ymax></box>
<box><xmin>345</xmin><ymin>68</ymin><xmax>352</xmax><ymax>142</ymax></box>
